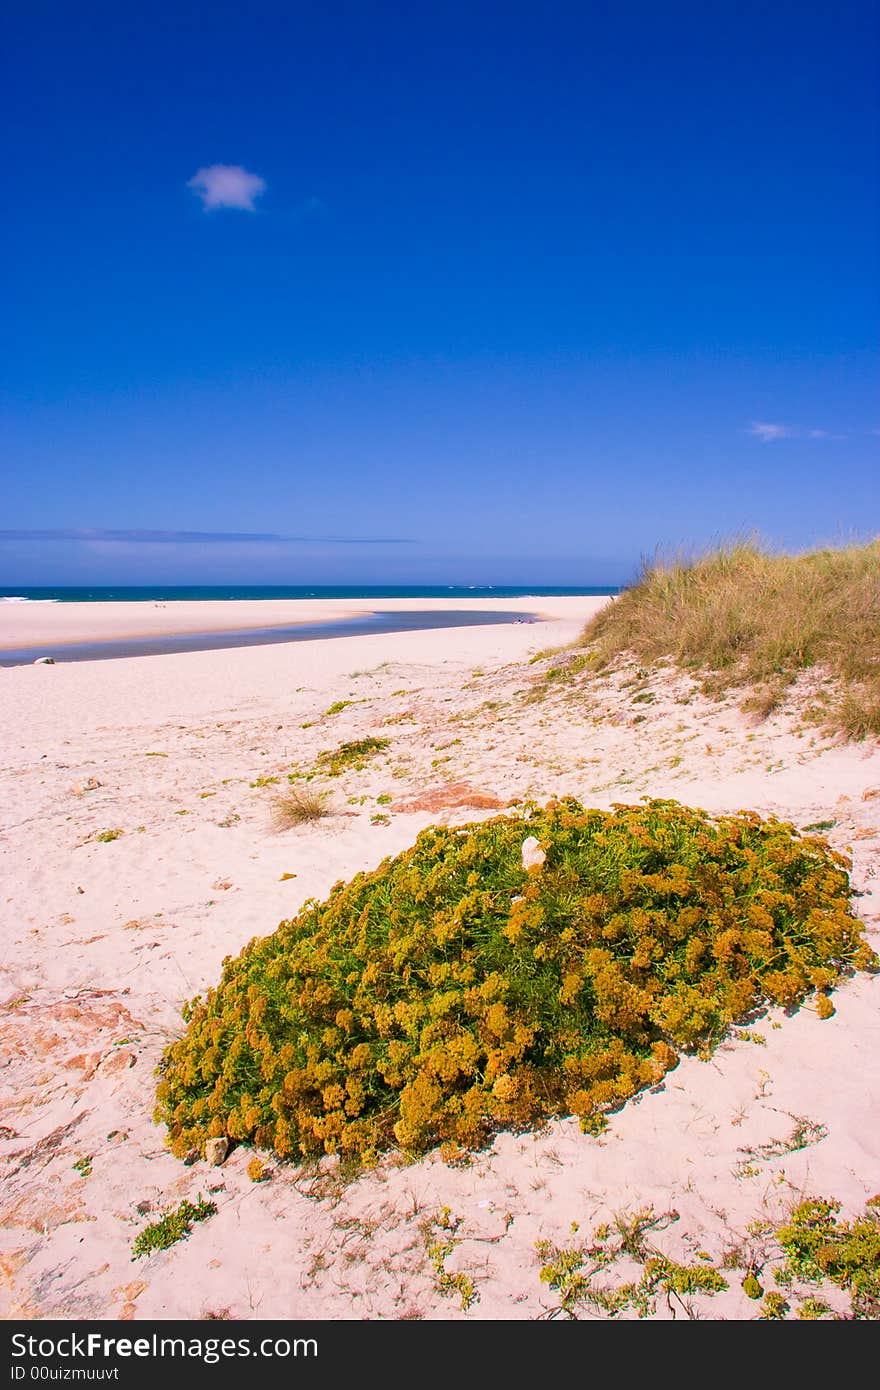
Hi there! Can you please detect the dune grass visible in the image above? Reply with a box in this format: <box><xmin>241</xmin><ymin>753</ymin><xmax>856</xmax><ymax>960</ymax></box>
<box><xmin>575</xmin><ymin>539</ymin><xmax>880</xmax><ymax>737</ymax></box>
<box><xmin>271</xmin><ymin>788</ymin><xmax>331</xmax><ymax>830</ymax></box>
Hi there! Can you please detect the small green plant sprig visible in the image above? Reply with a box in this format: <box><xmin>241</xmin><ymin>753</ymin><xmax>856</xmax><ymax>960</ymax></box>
<box><xmin>535</xmin><ymin>1192</ymin><xmax>880</xmax><ymax>1319</ymax></box>
<box><xmin>131</xmin><ymin>1195</ymin><xmax>217</xmax><ymax>1260</ymax></box>
<box><xmin>324</xmin><ymin>700</ymin><xmax>353</xmax><ymax>717</ymax></box>
<box><xmin>771</xmin><ymin>1196</ymin><xmax>880</xmax><ymax>1319</ymax></box>
<box><xmin>536</xmin><ymin>1208</ymin><xmax>727</xmax><ymax>1318</ymax></box>
<box><xmin>155</xmin><ymin>799</ymin><xmax>874</xmax><ymax>1167</ymax></box>
<box><xmin>424</xmin><ymin>1207</ymin><xmax>479</xmax><ymax>1311</ymax></box>
<box><xmin>316</xmin><ymin>737</ymin><xmax>389</xmax><ymax>776</ymax></box>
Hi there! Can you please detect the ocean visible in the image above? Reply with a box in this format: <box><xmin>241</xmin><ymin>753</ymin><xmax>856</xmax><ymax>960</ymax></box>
<box><xmin>0</xmin><ymin>584</ymin><xmax>617</xmax><ymax>603</ymax></box>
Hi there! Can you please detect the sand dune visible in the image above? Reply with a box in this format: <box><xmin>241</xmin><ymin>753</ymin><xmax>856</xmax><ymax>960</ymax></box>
<box><xmin>1</xmin><ymin>595</ymin><xmax>877</xmax><ymax>1320</ymax></box>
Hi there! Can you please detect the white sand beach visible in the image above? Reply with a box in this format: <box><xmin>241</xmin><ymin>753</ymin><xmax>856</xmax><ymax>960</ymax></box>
<box><xmin>0</xmin><ymin>598</ymin><xmax>381</xmax><ymax>650</ymax></box>
<box><xmin>1</xmin><ymin>596</ymin><xmax>878</xmax><ymax>1320</ymax></box>
<box><xmin>0</xmin><ymin>595</ymin><xmax>595</xmax><ymax>652</ymax></box>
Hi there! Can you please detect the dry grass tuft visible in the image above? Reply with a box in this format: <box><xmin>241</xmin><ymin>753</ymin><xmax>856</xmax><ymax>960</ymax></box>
<box><xmin>271</xmin><ymin>788</ymin><xmax>331</xmax><ymax>830</ymax></box>
<box><xmin>576</xmin><ymin>538</ymin><xmax>880</xmax><ymax>736</ymax></box>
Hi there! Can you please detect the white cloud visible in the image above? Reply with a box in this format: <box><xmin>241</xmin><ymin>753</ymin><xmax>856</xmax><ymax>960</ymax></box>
<box><xmin>187</xmin><ymin>164</ymin><xmax>266</xmax><ymax>212</ymax></box>
<box><xmin>748</xmin><ymin>421</ymin><xmax>794</xmax><ymax>442</ymax></box>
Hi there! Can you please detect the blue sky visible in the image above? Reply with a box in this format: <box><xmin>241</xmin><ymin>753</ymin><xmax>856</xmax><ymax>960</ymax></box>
<box><xmin>2</xmin><ymin>0</ymin><xmax>877</xmax><ymax>586</ymax></box>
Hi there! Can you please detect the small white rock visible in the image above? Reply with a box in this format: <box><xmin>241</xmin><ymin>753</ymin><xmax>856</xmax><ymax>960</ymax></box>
<box><xmin>205</xmin><ymin>1136</ymin><xmax>230</xmax><ymax>1166</ymax></box>
<box><xmin>521</xmin><ymin>836</ymin><xmax>546</xmax><ymax>871</ymax></box>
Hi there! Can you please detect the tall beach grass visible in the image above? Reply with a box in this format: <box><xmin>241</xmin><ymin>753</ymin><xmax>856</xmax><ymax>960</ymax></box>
<box><xmin>576</xmin><ymin>538</ymin><xmax>880</xmax><ymax>737</ymax></box>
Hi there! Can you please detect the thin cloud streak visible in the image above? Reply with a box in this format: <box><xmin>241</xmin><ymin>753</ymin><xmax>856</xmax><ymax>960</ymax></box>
<box><xmin>0</xmin><ymin>529</ymin><xmax>412</xmax><ymax>545</ymax></box>
<box><xmin>748</xmin><ymin>422</ymin><xmax>795</xmax><ymax>442</ymax></box>
<box><xmin>748</xmin><ymin>421</ymin><xmax>845</xmax><ymax>443</ymax></box>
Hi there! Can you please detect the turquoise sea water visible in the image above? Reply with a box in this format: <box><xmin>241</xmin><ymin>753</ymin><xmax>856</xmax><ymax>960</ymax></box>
<box><xmin>0</xmin><ymin>584</ymin><xmax>617</xmax><ymax>602</ymax></box>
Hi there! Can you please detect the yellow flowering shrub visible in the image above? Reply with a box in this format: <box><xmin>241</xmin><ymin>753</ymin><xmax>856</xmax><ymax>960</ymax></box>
<box><xmin>155</xmin><ymin>799</ymin><xmax>875</xmax><ymax>1165</ymax></box>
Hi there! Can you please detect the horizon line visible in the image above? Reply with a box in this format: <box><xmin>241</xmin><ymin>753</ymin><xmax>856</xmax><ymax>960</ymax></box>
<box><xmin>0</xmin><ymin>528</ymin><xmax>414</xmax><ymax>546</ymax></box>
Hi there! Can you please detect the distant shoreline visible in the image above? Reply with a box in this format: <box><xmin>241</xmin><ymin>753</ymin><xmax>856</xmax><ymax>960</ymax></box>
<box><xmin>0</xmin><ymin>583</ymin><xmax>618</xmax><ymax>603</ymax></box>
<box><xmin>0</xmin><ymin>594</ymin><xmax>610</xmax><ymax>657</ymax></box>
<box><xmin>0</xmin><ymin>607</ymin><xmax>541</xmax><ymax>666</ymax></box>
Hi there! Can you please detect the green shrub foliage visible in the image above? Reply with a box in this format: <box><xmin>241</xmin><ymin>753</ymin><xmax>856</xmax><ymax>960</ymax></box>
<box><xmin>775</xmin><ymin>1197</ymin><xmax>880</xmax><ymax>1319</ymax></box>
<box><xmin>156</xmin><ymin>799</ymin><xmax>874</xmax><ymax>1164</ymax></box>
